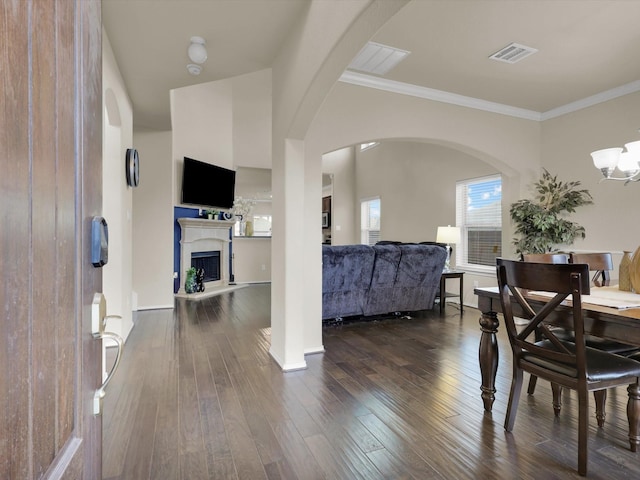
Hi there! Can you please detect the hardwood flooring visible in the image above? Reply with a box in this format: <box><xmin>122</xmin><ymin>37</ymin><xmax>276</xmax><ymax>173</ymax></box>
<box><xmin>103</xmin><ymin>284</ymin><xmax>640</xmax><ymax>479</ymax></box>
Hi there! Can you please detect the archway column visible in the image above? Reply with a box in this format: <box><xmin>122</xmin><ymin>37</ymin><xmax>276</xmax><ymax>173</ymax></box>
<box><xmin>268</xmin><ymin>0</ymin><xmax>409</xmax><ymax>370</ymax></box>
<box><xmin>269</xmin><ymin>138</ymin><xmax>307</xmax><ymax>370</ymax></box>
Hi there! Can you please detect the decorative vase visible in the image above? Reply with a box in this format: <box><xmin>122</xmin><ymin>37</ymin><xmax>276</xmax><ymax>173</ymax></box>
<box><xmin>631</xmin><ymin>246</ymin><xmax>640</xmax><ymax>293</ymax></box>
<box><xmin>238</xmin><ymin>221</ymin><xmax>246</xmax><ymax>236</ymax></box>
<box><xmin>185</xmin><ymin>277</ymin><xmax>196</xmax><ymax>294</ymax></box>
<box><xmin>245</xmin><ymin>220</ymin><xmax>253</xmax><ymax>237</ymax></box>
<box><xmin>619</xmin><ymin>251</ymin><xmax>632</xmax><ymax>292</ymax></box>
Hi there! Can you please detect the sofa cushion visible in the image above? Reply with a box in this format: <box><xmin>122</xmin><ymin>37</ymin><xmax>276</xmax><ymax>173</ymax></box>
<box><xmin>390</xmin><ymin>244</ymin><xmax>447</xmax><ymax>312</ymax></box>
<box><xmin>362</xmin><ymin>245</ymin><xmax>402</xmax><ymax>316</ymax></box>
<box><xmin>322</xmin><ymin>245</ymin><xmax>375</xmax><ymax>319</ymax></box>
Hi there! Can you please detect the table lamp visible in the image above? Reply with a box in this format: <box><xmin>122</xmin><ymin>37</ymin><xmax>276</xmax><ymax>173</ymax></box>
<box><xmin>436</xmin><ymin>225</ymin><xmax>461</xmax><ymax>271</ymax></box>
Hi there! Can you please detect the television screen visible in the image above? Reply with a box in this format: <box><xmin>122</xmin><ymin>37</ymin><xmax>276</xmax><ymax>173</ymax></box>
<box><xmin>181</xmin><ymin>157</ymin><xmax>236</xmax><ymax>209</ymax></box>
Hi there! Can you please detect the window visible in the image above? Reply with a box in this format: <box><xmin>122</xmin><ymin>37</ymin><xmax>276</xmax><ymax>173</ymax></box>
<box><xmin>455</xmin><ymin>175</ymin><xmax>502</xmax><ymax>270</ymax></box>
<box><xmin>361</xmin><ymin>197</ymin><xmax>381</xmax><ymax>245</ymax></box>
<box><xmin>251</xmin><ymin>214</ymin><xmax>272</xmax><ymax>236</ymax></box>
<box><xmin>234</xmin><ymin>214</ymin><xmax>272</xmax><ymax>237</ymax></box>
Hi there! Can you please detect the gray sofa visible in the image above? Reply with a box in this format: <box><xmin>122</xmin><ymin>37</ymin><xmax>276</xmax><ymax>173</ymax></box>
<box><xmin>321</xmin><ymin>243</ymin><xmax>447</xmax><ymax>320</ymax></box>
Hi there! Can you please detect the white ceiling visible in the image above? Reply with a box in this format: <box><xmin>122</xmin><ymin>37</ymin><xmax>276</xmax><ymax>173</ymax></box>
<box><xmin>102</xmin><ymin>0</ymin><xmax>640</xmax><ymax>131</ymax></box>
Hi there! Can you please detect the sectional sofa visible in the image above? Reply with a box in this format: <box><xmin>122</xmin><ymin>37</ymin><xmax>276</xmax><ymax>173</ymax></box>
<box><xmin>321</xmin><ymin>243</ymin><xmax>447</xmax><ymax>320</ymax></box>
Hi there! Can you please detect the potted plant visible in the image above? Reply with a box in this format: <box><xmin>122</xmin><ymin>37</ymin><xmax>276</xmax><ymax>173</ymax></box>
<box><xmin>185</xmin><ymin>267</ymin><xmax>197</xmax><ymax>294</ymax></box>
<box><xmin>205</xmin><ymin>208</ymin><xmax>218</xmax><ymax>220</ymax></box>
<box><xmin>510</xmin><ymin>169</ymin><xmax>593</xmax><ymax>254</ymax></box>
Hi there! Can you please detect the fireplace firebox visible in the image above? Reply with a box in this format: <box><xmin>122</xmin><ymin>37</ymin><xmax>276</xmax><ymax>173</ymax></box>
<box><xmin>191</xmin><ymin>251</ymin><xmax>221</xmax><ymax>282</ymax></box>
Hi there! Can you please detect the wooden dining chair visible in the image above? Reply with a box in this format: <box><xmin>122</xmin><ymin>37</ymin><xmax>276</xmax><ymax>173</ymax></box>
<box><xmin>521</xmin><ymin>252</ymin><xmax>569</xmax><ymax>264</ymax></box>
<box><xmin>497</xmin><ymin>258</ymin><xmax>640</xmax><ymax>476</ymax></box>
<box><xmin>521</xmin><ymin>253</ymin><xmax>569</xmax><ymax>395</ymax></box>
<box><xmin>528</xmin><ymin>252</ymin><xmax>639</xmax><ymax>416</ymax></box>
<box><xmin>567</xmin><ymin>252</ymin><xmax>635</xmax><ymax>355</ymax></box>
<box><xmin>569</xmin><ymin>252</ymin><xmax>613</xmax><ymax>287</ymax></box>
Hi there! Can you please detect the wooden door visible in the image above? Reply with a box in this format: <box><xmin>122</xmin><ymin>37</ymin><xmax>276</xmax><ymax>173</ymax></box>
<box><xmin>1</xmin><ymin>0</ymin><xmax>103</xmax><ymax>478</ymax></box>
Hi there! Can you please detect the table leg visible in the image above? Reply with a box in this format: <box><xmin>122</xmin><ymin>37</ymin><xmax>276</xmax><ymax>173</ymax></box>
<box><xmin>439</xmin><ymin>275</ymin><xmax>445</xmax><ymax>314</ymax></box>
<box><xmin>627</xmin><ymin>382</ymin><xmax>640</xmax><ymax>452</ymax></box>
<box><xmin>479</xmin><ymin>310</ymin><xmax>499</xmax><ymax>412</ymax></box>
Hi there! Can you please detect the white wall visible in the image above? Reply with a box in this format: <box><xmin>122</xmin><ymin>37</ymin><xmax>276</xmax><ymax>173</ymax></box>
<box><xmin>541</xmin><ymin>92</ymin><xmax>640</xmax><ymax>257</ymax></box>
<box><xmin>232</xmin><ymin>69</ymin><xmax>272</xmax><ymax>169</ymax></box>
<box><xmin>171</xmin><ymin>79</ymin><xmax>234</xmax><ymax>206</ymax></box>
<box><xmin>132</xmin><ymin>130</ymin><xmax>174</xmax><ymax>309</ymax></box>
<box><xmin>232</xmin><ymin>238</ymin><xmax>271</xmax><ymax>283</ymax></box>
<box><xmin>355</xmin><ymin>141</ymin><xmax>497</xmax><ymax>246</ymax></box>
<box><xmin>322</xmin><ymin>147</ymin><xmax>357</xmax><ymax>245</ymax></box>
<box><xmin>233</xmin><ymin>166</ymin><xmax>272</xmax><ymax>283</ymax></box>
<box><xmin>102</xmin><ymin>29</ymin><xmax>134</xmax><ymax>342</ymax></box>
<box><xmin>170</xmin><ymin>70</ymin><xmax>273</xmax><ymax>206</ymax></box>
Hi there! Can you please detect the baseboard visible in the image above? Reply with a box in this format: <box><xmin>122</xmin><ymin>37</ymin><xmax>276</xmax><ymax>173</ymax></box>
<box><xmin>304</xmin><ymin>346</ymin><xmax>325</xmax><ymax>355</ymax></box>
<box><xmin>136</xmin><ymin>304</ymin><xmax>174</xmax><ymax>311</ymax></box>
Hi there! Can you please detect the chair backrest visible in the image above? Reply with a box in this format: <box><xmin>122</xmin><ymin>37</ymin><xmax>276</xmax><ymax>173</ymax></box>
<box><xmin>569</xmin><ymin>252</ymin><xmax>613</xmax><ymax>287</ymax></box>
<box><xmin>521</xmin><ymin>253</ymin><xmax>569</xmax><ymax>264</ymax></box>
<box><xmin>496</xmin><ymin>258</ymin><xmax>591</xmax><ymax>377</ymax></box>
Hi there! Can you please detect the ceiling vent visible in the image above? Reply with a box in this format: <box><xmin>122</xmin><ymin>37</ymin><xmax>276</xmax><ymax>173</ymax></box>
<box><xmin>489</xmin><ymin>42</ymin><xmax>538</xmax><ymax>64</ymax></box>
<box><xmin>349</xmin><ymin>41</ymin><xmax>410</xmax><ymax>75</ymax></box>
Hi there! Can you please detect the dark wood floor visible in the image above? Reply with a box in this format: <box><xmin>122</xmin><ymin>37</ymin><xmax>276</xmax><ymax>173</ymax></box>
<box><xmin>103</xmin><ymin>284</ymin><xmax>640</xmax><ymax>479</ymax></box>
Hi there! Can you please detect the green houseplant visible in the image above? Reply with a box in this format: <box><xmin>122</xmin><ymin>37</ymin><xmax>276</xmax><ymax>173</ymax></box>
<box><xmin>185</xmin><ymin>267</ymin><xmax>197</xmax><ymax>294</ymax></box>
<box><xmin>510</xmin><ymin>169</ymin><xmax>593</xmax><ymax>254</ymax></box>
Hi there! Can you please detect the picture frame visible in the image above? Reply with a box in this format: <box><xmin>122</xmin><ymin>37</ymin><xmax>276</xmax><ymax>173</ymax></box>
<box><xmin>322</xmin><ymin>211</ymin><xmax>330</xmax><ymax>228</ymax></box>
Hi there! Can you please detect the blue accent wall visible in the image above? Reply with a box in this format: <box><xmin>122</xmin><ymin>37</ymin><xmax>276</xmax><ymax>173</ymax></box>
<box><xmin>174</xmin><ymin>207</ymin><xmax>201</xmax><ymax>293</ymax></box>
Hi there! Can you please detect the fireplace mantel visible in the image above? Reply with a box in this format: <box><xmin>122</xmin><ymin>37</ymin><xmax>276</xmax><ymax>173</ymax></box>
<box><xmin>177</xmin><ymin>218</ymin><xmax>234</xmax><ymax>295</ymax></box>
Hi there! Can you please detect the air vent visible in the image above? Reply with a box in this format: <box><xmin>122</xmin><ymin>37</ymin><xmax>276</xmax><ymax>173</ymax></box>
<box><xmin>349</xmin><ymin>41</ymin><xmax>410</xmax><ymax>75</ymax></box>
<box><xmin>489</xmin><ymin>42</ymin><xmax>538</xmax><ymax>64</ymax></box>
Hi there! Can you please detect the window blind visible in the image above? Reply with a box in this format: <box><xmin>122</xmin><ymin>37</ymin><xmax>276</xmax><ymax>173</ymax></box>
<box><xmin>455</xmin><ymin>175</ymin><xmax>502</xmax><ymax>268</ymax></box>
<box><xmin>361</xmin><ymin>197</ymin><xmax>381</xmax><ymax>246</ymax></box>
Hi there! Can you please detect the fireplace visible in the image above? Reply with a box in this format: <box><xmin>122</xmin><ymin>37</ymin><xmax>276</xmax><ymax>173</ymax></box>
<box><xmin>177</xmin><ymin>217</ymin><xmax>234</xmax><ymax>294</ymax></box>
<box><xmin>191</xmin><ymin>250</ymin><xmax>221</xmax><ymax>282</ymax></box>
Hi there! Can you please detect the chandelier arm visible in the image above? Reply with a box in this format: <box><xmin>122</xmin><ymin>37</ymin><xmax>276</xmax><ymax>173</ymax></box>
<box><xmin>600</xmin><ymin>174</ymin><xmax>640</xmax><ymax>182</ymax></box>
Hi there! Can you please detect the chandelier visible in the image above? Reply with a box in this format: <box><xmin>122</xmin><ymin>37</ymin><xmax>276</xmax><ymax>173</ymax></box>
<box><xmin>590</xmin><ymin>137</ymin><xmax>640</xmax><ymax>184</ymax></box>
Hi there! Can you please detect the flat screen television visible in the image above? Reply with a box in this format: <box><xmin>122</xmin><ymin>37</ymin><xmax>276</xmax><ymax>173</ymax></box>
<box><xmin>181</xmin><ymin>157</ymin><xmax>236</xmax><ymax>209</ymax></box>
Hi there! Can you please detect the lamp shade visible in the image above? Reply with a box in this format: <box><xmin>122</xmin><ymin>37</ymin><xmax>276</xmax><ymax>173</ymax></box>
<box><xmin>622</xmin><ymin>141</ymin><xmax>640</xmax><ymax>171</ymax></box>
<box><xmin>618</xmin><ymin>151</ymin><xmax>640</xmax><ymax>173</ymax></box>
<box><xmin>436</xmin><ymin>225</ymin><xmax>461</xmax><ymax>244</ymax></box>
<box><xmin>590</xmin><ymin>147</ymin><xmax>622</xmax><ymax>169</ymax></box>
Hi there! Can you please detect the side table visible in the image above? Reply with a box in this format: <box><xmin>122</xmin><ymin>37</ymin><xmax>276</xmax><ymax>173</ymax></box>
<box><xmin>439</xmin><ymin>270</ymin><xmax>464</xmax><ymax>314</ymax></box>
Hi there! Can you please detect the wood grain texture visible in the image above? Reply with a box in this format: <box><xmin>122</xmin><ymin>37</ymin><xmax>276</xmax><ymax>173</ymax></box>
<box><xmin>54</xmin><ymin>0</ymin><xmax>78</xmax><ymax>453</ymax></box>
<box><xmin>2</xmin><ymin>1</ymin><xmax>102</xmax><ymax>478</ymax></box>
<box><xmin>103</xmin><ymin>285</ymin><xmax>640</xmax><ymax>479</ymax></box>
<box><xmin>31</xmin><ymin>1</ymin><xmax>58</xmax><ymax>475</ymax></box>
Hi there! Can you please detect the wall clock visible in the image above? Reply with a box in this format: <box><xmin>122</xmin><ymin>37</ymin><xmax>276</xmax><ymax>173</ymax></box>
<box><xmin>125</xmin><ymin>148</ymin><xmax>139</xmax><ymax>187</ymax></box>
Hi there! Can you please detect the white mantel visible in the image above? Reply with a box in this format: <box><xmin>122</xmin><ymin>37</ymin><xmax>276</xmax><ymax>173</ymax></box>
<box><xmin>177</xmin><ymin>218</ymin><xmax>234</xmax><ymax>294</ymax></box>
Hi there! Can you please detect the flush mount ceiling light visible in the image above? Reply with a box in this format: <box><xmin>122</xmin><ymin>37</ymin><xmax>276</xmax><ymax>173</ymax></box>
<box><xmin>187</xmin><ymin>36</ymin><xmax>207</xmax><ymax>75</ymax></box>
<box><xmin>348</xmin><ymin>41</ymin><xmax>410</xmax><ymax>75</ymax></box>
<box><xmin>489</xmin><ymin>42</ymin><xmax>538</xmax><ymax>64</ymax></box>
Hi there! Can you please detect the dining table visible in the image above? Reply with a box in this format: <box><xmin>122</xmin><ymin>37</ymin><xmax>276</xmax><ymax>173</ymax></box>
<box><xmin>474</xmin><ymin>285</ymin><xmax>640</xmax><ymax>412</ymax></box>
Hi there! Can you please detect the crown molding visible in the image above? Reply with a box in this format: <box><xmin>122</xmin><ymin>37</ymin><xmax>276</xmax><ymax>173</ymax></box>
<box><xmin>541</xmin><ymin>80</ymin><xmax>640</xmax><ymax>120</ymax></box>
<box><xmin>339</xmin><ymin>71</ymin><xmax>640</xmax><ymax>122</ymax></box>
<box><xmin>339</xmin><ymin>70</ymin><xmax>541</xmax><ymax>121</ymax></box>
